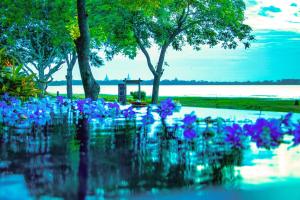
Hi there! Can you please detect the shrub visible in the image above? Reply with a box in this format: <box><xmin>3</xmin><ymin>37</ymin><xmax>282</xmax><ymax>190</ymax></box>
<box><xmin>130</xmin><ymin>91</ymin><xmax>146</xmax><ymax>100</ymax></box>
<box><xmin>0</xmin><ymin>49</ymin><xmax>41</xmax><ymax>99</ymax></box>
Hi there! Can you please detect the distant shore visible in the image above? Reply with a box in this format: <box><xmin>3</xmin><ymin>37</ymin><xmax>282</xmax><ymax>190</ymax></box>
<box><xmin>57</xmin><ymin>94</ymin><xmax>300</xmax><ymax>113</ymax></box>
<box><xmin>49</xmin><ymin>79</ymin><xmax>300</xmax><ymax>86</ymax></box>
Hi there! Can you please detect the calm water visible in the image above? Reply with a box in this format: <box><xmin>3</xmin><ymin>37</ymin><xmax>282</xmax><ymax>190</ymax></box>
<box><xmin>1</xmin><ymin>107</ymin><xmax>300</xmax><ymax>199</ymax></box>
<box><xmin>48</xmin><ymin>85</ymin><xmax>300</xmax><ymax>98</ymax></box>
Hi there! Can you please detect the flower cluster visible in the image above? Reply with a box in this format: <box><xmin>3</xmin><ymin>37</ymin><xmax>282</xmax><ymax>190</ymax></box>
<box><xmin>224</xmin><ymin>123</ymin><xmax>247</xmax><ymax>149</ymax></box>
<box><xmin>181</xmin><ymin>112</ymin><xmax>197</xmax><ymax>139</ymax></box>
<box><xmin>122</xmin><ymin>106</ymin><xmax>136</xmax><ymax>119</ymax></box>
<box><xmin>0</xmin><ymin>94</ymin><xmax>51</xmax><ymax>127</ymax></box>
<box><xmin>223</xmin><ymin>113</ymin><xmax>299</xmax><ymax>149</ymax></box>
<box><xmin>158</xmin><ymin>98</ymin><xmax>176</xmax><ymax>119</ymax></box>
<box><xmin>2</xmin><ymin>94</ymin><xmax>300</xmax><ymax>150</ymax></box>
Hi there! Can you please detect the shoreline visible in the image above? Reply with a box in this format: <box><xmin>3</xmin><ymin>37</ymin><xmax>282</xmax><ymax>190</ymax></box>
<box><xmin>56</xmin><ymin>94</ymin><xmax>300</xmax><ymax>113</ymax></box>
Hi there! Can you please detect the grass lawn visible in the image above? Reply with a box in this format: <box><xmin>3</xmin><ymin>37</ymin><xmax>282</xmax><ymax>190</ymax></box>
<box><xmin>55</xmin><ymin>93</ymin><xmax>300</xmax><ymax>113</ymax></box>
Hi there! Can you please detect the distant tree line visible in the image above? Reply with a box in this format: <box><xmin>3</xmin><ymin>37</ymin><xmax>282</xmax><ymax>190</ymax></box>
<box><xmin>49</xmin><ymin>79</ymin><xmax>300</xmax><ymax>86</ymax></box>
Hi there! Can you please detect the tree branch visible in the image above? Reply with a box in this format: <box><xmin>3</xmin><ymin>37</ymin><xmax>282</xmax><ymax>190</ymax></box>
<box><xmin>45</xmin><ymin>61</ymin><xmax>65</xmax><ymax>80</ymax></box>
<box><xmin>133</xmin><ymin>29</ymin><xmax>158</xmax><ymax>76</ymax></box>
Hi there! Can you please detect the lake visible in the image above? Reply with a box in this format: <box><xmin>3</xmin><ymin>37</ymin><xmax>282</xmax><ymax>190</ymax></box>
<box><xmin>47</xmin><ymin>85</ymin><xmax>300</xmax><ymax>98</ymax></box>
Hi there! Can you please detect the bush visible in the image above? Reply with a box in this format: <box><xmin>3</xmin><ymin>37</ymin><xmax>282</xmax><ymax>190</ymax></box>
<box><xmin>130</xmin><ymin>91</ymin><xmax>146</xmax><ymax>100</ymax></box>
<box><xmin>0</xmin><ymin>49</ymin><xmax>41</xmax><ymax>99</ymax></box>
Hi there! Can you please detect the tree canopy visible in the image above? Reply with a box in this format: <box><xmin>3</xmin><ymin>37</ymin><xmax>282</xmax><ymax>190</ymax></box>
<box><xmin>97</xmin><ymin>0</ymin><xmax>254</xmax><ymax>103</ymax></box>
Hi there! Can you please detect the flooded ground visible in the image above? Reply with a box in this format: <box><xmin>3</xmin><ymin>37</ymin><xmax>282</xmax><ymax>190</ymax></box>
<box><xmin>1</xmin><ymin>121</ymin><xmax>300</xmax><ymax>199</ymax></box>
<box><xmin>1</xmin><ymin>106</ymin><xmax>300</xmax><ymax>199</ymax></box>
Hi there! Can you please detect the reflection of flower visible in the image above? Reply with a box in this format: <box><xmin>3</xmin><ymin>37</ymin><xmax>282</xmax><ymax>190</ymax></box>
<box><xmin>183</xmin><ymin>128</ymin><xmax>196</xmax><ymax>139</ymax></box>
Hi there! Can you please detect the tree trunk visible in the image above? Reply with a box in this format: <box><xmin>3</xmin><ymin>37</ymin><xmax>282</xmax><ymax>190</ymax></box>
<box><xmin>76</xmin><ymin>118</ymin><xmax>89</xmax><ymax>200</ymax></box>
<box><xmin>66</xmin><ymin>69</ymin><xmax>73</xmax><ymax>99</ymax></box>
<box><xmin>151</xmin><ymin>45</ymin><xmax>168</xmax><ymax>104</ymax></box>
<box><xmin>38</xmin><ymin>68</ymin><xmax>47</xmax><ymax>94</ymax></box>
<box><xmin>151</xmin><ymin>74</ymin><xmax>161</xmax><ymax>104</ymax></box>
<box><xmin>65</xmin><ymin>51</ymin><xmax>77</xmax><ymax>99</ymax></box>
<box><xmin>75</xmin><ymin>0</ymin><xmax>99</xmax><ymax>100</ymax></box>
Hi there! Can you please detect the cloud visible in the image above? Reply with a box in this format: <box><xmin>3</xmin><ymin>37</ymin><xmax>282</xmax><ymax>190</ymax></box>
<box><xmin>245</xmin><ymin>0</ymin><xmax>300</xmax><ymax>32</ymax></box>
<box><xmin>258</xmin><ymin>6</ymin><xmax>282</xmax><ymax>17</ymax></box>
<box><xmin>290</xmin><ymin>3</ymin><xmax>297</xmax><ymax>7</ymax></box>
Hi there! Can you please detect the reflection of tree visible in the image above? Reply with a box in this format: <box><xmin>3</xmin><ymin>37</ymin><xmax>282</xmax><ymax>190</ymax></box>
<box><xmin>83</xmin><ymin>123</ymin><xmax>244</xmax><ymax>197</ymax></box>
<box><xmin>1</xmin><ymin>121</ymin><xmax>243</xmax><ymax>199</ymax></box>
<box><xmin>0</xmin><ymin>124</ymin><xmax>79</xmax><ymax>198</ymax></box>
<box><xmin>200</xmin><ymin>148</ymin><xmax>243</xmax><ymax>187</ymax></box>
<box><xmin>76</xmin><ymin>118</ymin><xmax>89</xmax><ymax>200</ymax></box>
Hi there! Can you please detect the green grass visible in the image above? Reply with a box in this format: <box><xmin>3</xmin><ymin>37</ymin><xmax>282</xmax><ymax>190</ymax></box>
<box><xmin>54</xmin><ymin>93</ymin><xmax>300</xmax><ymax>113</ymax></box>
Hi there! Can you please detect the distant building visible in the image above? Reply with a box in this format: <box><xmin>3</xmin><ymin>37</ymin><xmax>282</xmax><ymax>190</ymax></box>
<box><xmin>104</xmin><ymin>74</ymin><xmax>109</xmax><ymax>81</ymax></box>
<box><xmin>127</xmin><ymin>74</ymin><xmax>131</xmax><ymax>80</ymax></box>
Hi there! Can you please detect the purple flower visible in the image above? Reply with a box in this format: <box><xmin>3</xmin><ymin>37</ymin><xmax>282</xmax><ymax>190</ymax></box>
<box><xmin>2</xmin><ymin>93</ymin><xmax>9</xmax><ymax>101</ymax></box>
<box><xmin>282</xmin><ymin>112</ymin><xmax>293</xmax><ymax>127</ymax></box>
<box><xmin>250</xmin><ymin>118</ymin><xmax>284</xmax><ymax>149</ymax></box>
<box><xmin>243</xmin><ymin>124</ymin><xmax>254</xmax><ymax>136</ymax></box>
<box><xmin>122</xmin><ymin>106</ymin><xmax>136</xmax><ymax>119</ymax></box>
<box><xmin>56</xmin><ymin>96</ymin><xmax>64</xmax><ymax>105</ymax></box>
<box><xmin>76</xmin><ymin>99</ymin><xmax>86</xmax><ymax>113</ymax></box>
<box><xmin>141</xmin><ymin>112</ymin><xmax>155</xmax><ymax>125</ymax></box>
<box><xmin>182</xmin><ymin>113</ymin><xmax>197</xmax><ymax>126</ymax></box>
<box><xmin>181</xmin><ymin>112</ymin><xmax>198</xmax><ymax>139</ymax></box>
<box><xmin>184</xmin><ymin>128</ymin><xmax>197</xmax><ymax>139</ymax></box>
<box><xmin>159</xmin><ymin>98</ymin><xmax>176</xmax><ymax>119</ymax></box>
<box><xmin>107</xmin><ymin>102</ymin><xmax>120</xmax><ymax>117</ymax></box>
<box><xmin>224</xmin><ymin>123</ymin><xmax>245</xmax><ymax>149</ymax></box>
<box><xmin>292</xmin><ymin>125</ymin><xmax>300</xmax><ymax>146</ymax></box>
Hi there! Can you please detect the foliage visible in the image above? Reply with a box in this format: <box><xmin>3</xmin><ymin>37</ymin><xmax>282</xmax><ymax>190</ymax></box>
<box><xmin>0</xmin><ymin>48</ymin><xmax>15</xmax><ymax>67</ymax></box>
<box><xmin>0</xmin><ymin>0</ymin><xmax>104</xmax><ymax>96</ymax></box>
<box><xmin>130</xmin><ymin>90</ymin><xmax>146</xmax><ymax>100</ymax></box>
<box><xmin>7</xmin><ymin>21</ymin><xmax>66</xmax><ymax>91</ymax></box>
<box><xmin>0</xmin><ymin>66</ymin><xmax>41</xmax><ymax>99</ymax></box>
<box><xmin>0</xmin><ymin>49</ymin><xmax>41</xmax><ymax>99</ymax></box>
<box><xmin>97</xmin><ymin>0</ymin><xmax>254</xmax><ymax>103</ymax></box>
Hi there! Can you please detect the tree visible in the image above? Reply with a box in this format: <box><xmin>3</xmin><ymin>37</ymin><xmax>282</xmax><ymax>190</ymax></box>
<box><xmin>63</xmin><ymin>48</ymin><xmax>103</xmax><ymax>99</ymax></box>
<box><xmin>8</xmin><ymin>21</ymin><xmax>65</xmax><ymax>92</ymax></box>
<box><xmin>98</xmin><ymin>0</ymin><xmax>254</xmax><ymax>103</ymax></box>
<box><xmin>74</xmin><ymin>0</ymin><xmax>100</xmax><ymax>100</ymax></box>
<box><xmin>1</xmin><ymin>0</ymin><xmax>104</xmax><ymax>100</ymax></box>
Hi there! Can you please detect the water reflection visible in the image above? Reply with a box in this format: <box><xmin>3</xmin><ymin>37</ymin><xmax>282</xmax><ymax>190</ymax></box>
<box><xmin>1</xmin><ymin>120</ymin><xmax>300</xmax><ymax>199</ymax></box>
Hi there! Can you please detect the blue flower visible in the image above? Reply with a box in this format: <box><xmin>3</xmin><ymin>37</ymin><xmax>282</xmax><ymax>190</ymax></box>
<box><xmin>224</xmin><ymin>123</ymin><xmax>245</xmax><ymax>149</ymax></box>
<box><xmin>183</xmin><ymin>128</ymin><xmax>197</xmax><ymax>139</ymax></box>
<box><xmin>181</xmin><ymin>112</ymin><xmax>198</xmax><ymax>139</ymax></box>
<box><xmin>250</xmin><ymin>118</ymin><xmax>284</xmax><ymax>149</ymax></box>
<box><xmin>141</xmin><ymin>111</ymin><xmax>155</xmax><ymax>125</ymax></box>
<box><xmin>282</xmin><ymin>112</ymin><xmax>293</xmax><ymax>127</ymax></box>
<box><xmin>182</xmin><ymin>112</ymin><xmax>197</xmax><ymax>126</ymax></box>
<box><xmin>56</xmin><ymin>96</ymin><xmax>64</xmax><ymax>105</ymax></box>
<box><xmin>122</xmin><ymin>106</ymin><xmax>136</xmax><ymax>119</ymax></box>
<box><xmin>292</xmin><ymin>125</ymin><xmax>300</xmax><ymax>146</ymax></box>
<box><xmin>158</xmin><ymin>98</ymin><xmax>176</xmax><ymax>119</ymax></box>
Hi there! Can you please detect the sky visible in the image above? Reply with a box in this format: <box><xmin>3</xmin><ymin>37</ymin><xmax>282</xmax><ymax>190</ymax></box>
<box><xmin>54</xmin><ymin>0</ymin><xmax>300</xmax><ymax>82</ymax></box>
